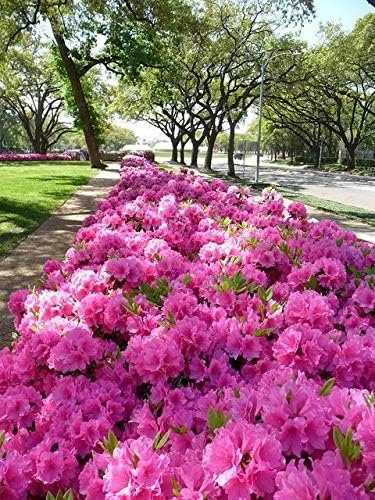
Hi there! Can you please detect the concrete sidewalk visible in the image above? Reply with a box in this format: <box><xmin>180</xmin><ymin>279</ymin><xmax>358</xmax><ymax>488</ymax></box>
<box><xmin>0</xmin><ymin>163</ymin><xmax>120</xmax><ymax>347</ymax></box>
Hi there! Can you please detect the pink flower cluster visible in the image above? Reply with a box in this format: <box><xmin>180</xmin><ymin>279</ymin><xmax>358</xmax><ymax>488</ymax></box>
<box><xmin>2</xmin><ymin>155</ymin><xmax>375</xmax><ymax>498</ymax></box>
<box><xmin>0</xmin><ymin>153</ymin><xmax>73</xmax><ymax>162</ymax></box>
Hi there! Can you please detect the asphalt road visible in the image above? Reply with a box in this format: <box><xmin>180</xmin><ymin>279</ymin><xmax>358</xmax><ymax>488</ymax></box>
<box><xmin>210</xmin><ymin>155</ymin><xmax>375</xmax><ymax>212</ymax></box>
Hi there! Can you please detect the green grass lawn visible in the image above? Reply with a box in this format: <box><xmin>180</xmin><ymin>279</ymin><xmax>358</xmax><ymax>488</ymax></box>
<box><xmin>0</xmin><ymin>161</ymin><xmax>97</xmax><ymax>258</ymax></box>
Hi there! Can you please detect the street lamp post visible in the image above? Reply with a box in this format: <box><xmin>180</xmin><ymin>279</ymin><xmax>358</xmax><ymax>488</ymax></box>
<box><xmin>255</xmin><ymin>59</ymin><xmax>266</xmax><ymax>183</ymax></box>
<box><xmin>255</xmin><ymin>51</ymin><xmax>300</xmax><ymax>183</ymax></box>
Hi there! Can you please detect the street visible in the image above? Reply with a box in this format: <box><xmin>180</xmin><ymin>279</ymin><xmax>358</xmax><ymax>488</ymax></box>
<box><xmin>209</xmin><ymin>155</ymin><xmax>375</xmax><ymax>212</ymax></box>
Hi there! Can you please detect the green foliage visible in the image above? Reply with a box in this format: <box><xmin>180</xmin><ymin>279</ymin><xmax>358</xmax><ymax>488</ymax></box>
<box><xmin>122</xmin><ymin>294</ymin><xmax>141</xmax><ymax>315</ymax></box>
<box><xmin>103</xmin><ymin>124</ymin><xmax>137</xmax><ymax>151</ymax></box>
<box><xmin>207</xmin><ymin>407</ymin><xmax>230</xmax><ymax>433</ymax></box>
<box><xmin>153</xmin><ymin>429</ymin><xmax>171</xmax><ymax>450</ymax></box>
<box><xmin>295</xmin><ymin>156</ymin><xmax>339</xmax><ymax>165</ymax></box>
<box><xmin>254</xmin><ymin>327</ymin><xmax>274</xmax><ymax>337</ymax></box>
<box><xmin>216</xmin><ymin>271</ymin><xmax>257</xmax><ymax>295</ymax></box>
<box><xmin>139</xmin><ymin>278</ymin><xmax>171</xmax><ymax>307</ymax></box>
<box><xmin>342</xmin><ymin>158</ymin><xmax>375</xmax><ymax>169</ymax></box>
<box><xmin>46</xmin><ymin>489</ymin><xmax>73</xmax><ymax>500</ymax></box>
<box><xmin>52</xmin><ymin>46</ymin><xmax>108</xmax><ymax>145</ymax></box>
<box><xmin>100</xmin><ymin>430</ymin><xmax>119</xmax><ymax>456</ymax></box>
<box><xmin>0</xmin><ymin>105</ymin><xmax>28</xmax><ymax>150</ymax></box>
<box><xmin>320</xmin><ymin>378</ymin><xmax>336</xmax><ymax>396</ymax></box>
<box><xmin>257</xmin><ymin>286</ymin><xmax>273</xmax><ymax>303</ymax></box>
<box><xmin>0</xmin><ymin>34</ymin><xmax>69</xmax><ymax>153</ymax></box>
<box><xmin>333</xmin><ymin>427</ymin><xmax>361</xmax><ymax>467</ymax></box>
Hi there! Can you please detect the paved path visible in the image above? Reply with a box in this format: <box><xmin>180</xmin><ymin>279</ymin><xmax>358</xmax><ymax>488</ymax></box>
<box><xmin>210</xmin><ymin>156</ymin><xmax>375</xmax><ymax>211</ymax></box>
<box><xmin>0</xmin><ymin>164</ymin><xmax>120</xmax><ymax>347</ymax></box>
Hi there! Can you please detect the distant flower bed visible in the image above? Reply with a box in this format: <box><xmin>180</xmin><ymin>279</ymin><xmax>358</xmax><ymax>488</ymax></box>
<box><xmin>0</xmin><ymin>153</ymin><xmax>73</xmax><ymax>162</ymax></box>
<box><xmin>121</xmin><ymin>147</ymin><xmax>155</xmax><ymax>162</ymax></box>
<box><xmin>2</xmin><ymin>155</ymin><xmax>375</xmax><ymax>498</ymax></box>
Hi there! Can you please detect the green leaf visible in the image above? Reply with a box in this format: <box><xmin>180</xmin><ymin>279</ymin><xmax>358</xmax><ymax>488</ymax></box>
<box><xmin>320</xmin><ymin>378</ymin><xmax>335</xmax><ymax>396</ymax></box>
<box><xmin>217</xmin><ymin>217</ymin><xmax>232</xmax><ymax>228</ymax></box>
<box><xmin>122</xmin><ymin>295</ymin><xmax>141</xmax><ymax>315</ymax></box>
<box><xmin>304</xmin><ymin>275</ymin><xmax>317</xmax><ymax>290</ymax></box>
<box><xmin>182</xmin><ymin>273</ymin><xmax>192</xmax><ymax>285</ymax></box>
<box><xmin>11</xmin><ymin>331</ymin><xmax>19</xmax><ymax>341</ymax></box>
<box><xmin>333</xmin><ymin>427</ymin><xmax>361</xmax><ymax>466</ymax></box>
<box><xmin>158</xmin><ymin>311</ymin><xmax>176</xmax><ymax>329</ymax></box>
<box><xmin>347</xmin><ymin>265</ymin><xmax>362</xmax><ymax>278</ymax></box>
<box><xmin>171</xmin><ymin>425</ymin><xmax>188</xmax><ymax>435</ymax></box>
<box><xmin>246</xmin><ymin>236</ymin><xmax>259</xmax><ymax>248</ymax></box>
<box><xmin>216</xmin><ymin>271</ymin><xmax>254</xmax><ymax>295</ymax></box>
<box><xmin>140</xmin><ymin>278</ymin><xmax>171</xmax><ymax>307</ymax></box>
<box><xmin>336</xmin><ymin>237</ymin><xmax>344</xmax><ymax>247</ymax></box>
<box><xmin>100</xmin><ymin>430</ymin><xmax>118</xmax><ymax>456</ymax></box>
<box><xmin>207</xmin><ymin>407</ymin><xmax>230</xmax><ymax>433</ymax></box>
<box><xmin>365</xmin><ymin>266</ymin><xmax>375</xmax><ymax>276</ymax></box>
<box><xmin>45</xmin><ymin>490</ymin><xmax>73</xmax><ymax>500</ymax></box>
<box><xmin>63</xmin><ymin>490</ymin><xmax>74</xmax><ymax>500</ymax></box>
<box><xmin>257</xmin><ymin>286</ymin><xmax>273</xmax><ymax>304</ymax></box>
<box><xmin>364</xmin><ymin>392</ymin><xmax>375</xmax><ymax>405</ymax></box>
<box><xmin>0</xmin><ymin>432</ymin><xmax>5</xmax><ymax>449</ymax></box>
<box><xmin>257</xmin><ymin>286</ymin><xmax>267</xmax><ymax>303</ymax></box>
<box><xmin>172</xmin><ymin>476</ymin><xmax>181</xmax><ymax>496</ymax></box>
<box><xmin>278</xmin><ymin>241</ymin><xmax>290</xmax><ymax>255</ymax></box>
<box><xmin>270</xmin><ymin>302</ymin><xmax>281</xmax><ymax>314</ymax></box>
<box><xmin>153</xmin><ymin>429</ymin><xmax>171</xmax><ymax>450</ymax></box>
<box><xmin>254</xmin><ymin>328</ymin><xmax>273</xmax><ymax>337</ymax></box>
<box><xmin>229</xmin><ymin>255</ymin><xmax>242</xmax><ymax>265</ymax></box>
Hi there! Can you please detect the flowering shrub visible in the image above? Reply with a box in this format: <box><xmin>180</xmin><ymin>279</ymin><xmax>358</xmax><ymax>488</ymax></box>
<box><xmin>2</xmin><ymin>155</ymin><xmax>375</xmax><ymax>498</ymax></box>
<box><xmin>121</xmin><ymin>149</ymin><xmax>155</xmax><ymax>162</ymax></box>
<box><xmin>0</xmin><ymin>153</ymin><xmax>73</xmax><ymax>162</ymax></box>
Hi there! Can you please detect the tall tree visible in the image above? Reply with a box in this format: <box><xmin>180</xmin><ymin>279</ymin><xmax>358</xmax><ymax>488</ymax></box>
<box><xmin>0</xmin><ymin>0</ymin><xmax>196</xmax><ymax>167</ymax></box>
<box><xmin>268</xmin><ymin>16</ymin><xmax>375</xmax><ymax>169</ymax></box>
<box><xmin>0</xmin><ymin>37</ymin><xmax>70</xmax><ymax>153</ymax></box>
<box><xmin>0</xmin><ymin>105</ymin><xmax>28</xmax><ymax>151</ymax></box>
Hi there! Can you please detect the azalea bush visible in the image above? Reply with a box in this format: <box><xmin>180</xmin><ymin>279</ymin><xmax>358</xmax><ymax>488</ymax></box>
<box><xmin>121</xmin><ymin>149</ymin><xmax>155</xmax><ymax>162</ymax></box>
<box><xmin>0</xmin><ymin>153</ymin><xmax>73</xmax><ymax>162</ymax></box>
<box><xmin>1</xmin><ymin>155</ymin><xmax>375</xmax><ymax>498</ymax></box>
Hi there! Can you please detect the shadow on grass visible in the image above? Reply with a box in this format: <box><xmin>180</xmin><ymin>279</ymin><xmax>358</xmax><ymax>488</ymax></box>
<box><xmin>24</xmin><ymin>174</ymin><xmax>92</xmax><ymax>187</ymax></box>
<box><xmin>0</xmin><ymin>197</ymin><xmax>53</xmax><ymax>258</ymax></box>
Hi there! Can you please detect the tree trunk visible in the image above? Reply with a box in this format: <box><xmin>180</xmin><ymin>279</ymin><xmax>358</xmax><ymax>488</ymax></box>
<box><xmin>179</xmin><ymin>137</ymin><xmax>187</xmax><ymax>164</ymax></box>
<box><xmin>171</xmin><ymin>140</ymin><xmax>178</xmax><ymax>162</ymax></box>
<box><xmin>311</xmin><ymin>146</ymin><xmax>320</xmax><ymax>168</ymax></box>
<box><xmin>50</xmin><ymin>24</ymin><xmax>105</xmax><ymax>168</ymax></box>
<box><xmin>190</xmin><ymin>143</ymin><xmax>199</xmax><ymax>167</ymax></box>
<box><xmin>179</xmin><ymin>146</ymin><xmax>185</xmax><ymax>164</ymax></box>
<box><xmin>32</xmin><ymin>140</ymin><xmax>42</xmax><ymax>154</ymax></box>
<box><xmin>346</xmin><ymin>147</ymin><xmax>356</xmax><ymax>170</ymax></box>
<box><xmin>282</xmin><ymin>148</ymin><xmax>286</xmax><ymax>160</ymax></box>
<box><xmin>204</xmin><ymin>132</ymin><xmax>218</xmax><ymax>171</ymax></box>
<box><xmin>227</xmin><ymin>122</ymin><xmax>236</xmax><ymax>177</ymax></box>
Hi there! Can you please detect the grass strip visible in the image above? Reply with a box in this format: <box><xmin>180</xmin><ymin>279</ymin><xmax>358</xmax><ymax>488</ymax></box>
<box><xmin>0</xmin><ymin>161</ymin><xmax>97</xmax><ymax>258</ymax></box>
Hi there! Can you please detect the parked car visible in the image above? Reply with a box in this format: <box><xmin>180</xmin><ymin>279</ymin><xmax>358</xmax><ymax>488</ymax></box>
<box><xmin>234</xmin><ymin>152</ymin><xmax>245</xmax><ymax>160</ymax></box>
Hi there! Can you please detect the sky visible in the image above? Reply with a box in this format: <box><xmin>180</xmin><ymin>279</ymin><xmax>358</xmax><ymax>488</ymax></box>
<box><xmin>300</xmin><ymin>0</ymin><xmax>374</xmax><ymax>44</ymax></box>
<box><xmin>125</xmin><ymin>0</ymin><xmax>375</xmax><ymax>144</ymax></box>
